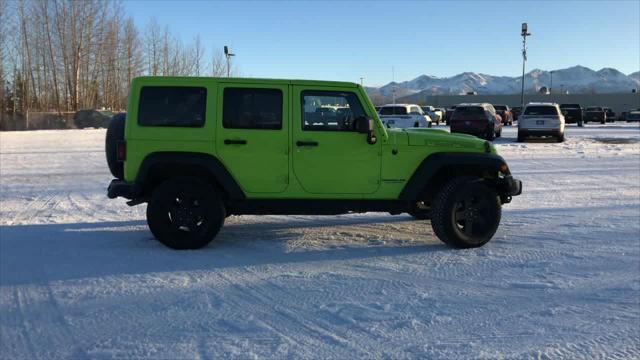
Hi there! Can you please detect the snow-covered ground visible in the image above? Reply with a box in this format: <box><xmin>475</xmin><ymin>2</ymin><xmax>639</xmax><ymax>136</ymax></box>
<box><xmin>1</xmin><ymin>124</ymin><xmax>639</xmax><ymax>359</ymax></box>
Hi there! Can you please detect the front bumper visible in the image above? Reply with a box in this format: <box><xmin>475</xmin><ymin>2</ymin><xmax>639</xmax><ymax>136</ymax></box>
<box><xmin>107</xmin><ymin>179</ymin><xmax>139</xmax><ymax>200</ymax></box>
<box><xmin>500</xmin><ymin>175</ymin><xmax>522</xmax><ymax>196</ymax></box>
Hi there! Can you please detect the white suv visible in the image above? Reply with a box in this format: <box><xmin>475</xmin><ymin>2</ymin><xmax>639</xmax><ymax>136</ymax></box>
<box><xmin>518</xmin><ymin>102</ymin><xmax>565</xmax><ymax>142</ymax></box>
<box><xmin>378</xmin><ymin>104</ymin><xmax>432</xmax><ymax>128</ymax></box>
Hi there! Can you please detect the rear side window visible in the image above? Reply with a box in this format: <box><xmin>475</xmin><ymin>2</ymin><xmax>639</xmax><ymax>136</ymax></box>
<box><xmin>380</xmin><ymin>106</ymin><xmax>407</xmax><ymax>115</ymax></box>
<box><xmin>223</xmin><ymin>88</ymin><xmax>283</xmax><ymax>130</ymax></box>
<box><xmin>524</xmin><ymin>106</ymin><xmax>558</xmax><ymax>115</ymax></box>
<box><xmin>138</xmin><ymin>86</ymin><xmax>206</xmax><ymax>127</ymax></box>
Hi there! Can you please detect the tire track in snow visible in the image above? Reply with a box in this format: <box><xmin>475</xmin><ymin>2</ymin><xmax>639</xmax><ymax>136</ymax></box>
<box><xmin>213</xmin><ymin>269</ymin><xmax>364</xmax><ymax>358</ymax></box>
<box><xmin>11</xmin><ymin>284</ymin><xmax>85</xmax><ymax>359</ymax></box>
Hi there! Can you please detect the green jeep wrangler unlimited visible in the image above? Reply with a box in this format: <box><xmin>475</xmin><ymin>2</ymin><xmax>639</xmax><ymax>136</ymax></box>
<box><xmin>106</xmin><ymin>77</ymin><xmax>522</xmax><ymax>250</ymax></box>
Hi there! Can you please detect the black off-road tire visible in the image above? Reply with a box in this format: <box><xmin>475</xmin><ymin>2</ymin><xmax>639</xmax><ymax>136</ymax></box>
<box><xmin>517</xmin><ymin>132</ymin><xmax>525</xmax><ymax>142</ymax></box>
<box><xmin>556</xmin><ymin>133</ymin><xmax>565</xmax><ymax>143</ymax></box>
<box><xmin>105</xmin><ymin>113</ymin><xmax>126</xmax><ymax>180</ymax></box>
<box><xmin>431</xmin><ymin>177</ymin><xmax>502</xmax><ymax>249</ymax></box>
<box><xmin>146</xmin><ymin>177</ymin><xmax>225</xmax><ymax>250</ymax></box>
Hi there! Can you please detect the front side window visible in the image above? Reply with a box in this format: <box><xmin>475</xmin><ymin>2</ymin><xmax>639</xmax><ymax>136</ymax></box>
<box><xmin>138</xmin><ymin>86</ymin><xmax>207</xmax><ymax>127</ymax></box>
<box><xmin>410</xmin><ymin>106</ymin><xmax>422</xmax><ymax>114</ymax></box>
<box><xmin>302</xmin><ymin>91</ymin><xmax>365</xmax><ymax>131</ymax></box>
<box><xmin>223</xmin><ymin>88</ymin><xmax>283</xmax><ymax>130</ymax></box>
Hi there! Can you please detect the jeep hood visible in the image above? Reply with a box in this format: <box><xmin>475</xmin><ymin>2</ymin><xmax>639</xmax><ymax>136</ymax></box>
<box><xmin>391</xmin><ymin>128</ymin><xmax>493</xmax><ymax>153</ymax></box>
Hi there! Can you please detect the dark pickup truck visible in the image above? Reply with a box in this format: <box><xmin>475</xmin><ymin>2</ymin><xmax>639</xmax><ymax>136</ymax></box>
<box><xmin>584</xmin><ymin>106</ymin><xmax>606</xmax><ymax>124</ymax></box>
<box><xmin>559</xmin><ymin>104</ymin><xmax>583</xmax><ymax>127</ymax></box>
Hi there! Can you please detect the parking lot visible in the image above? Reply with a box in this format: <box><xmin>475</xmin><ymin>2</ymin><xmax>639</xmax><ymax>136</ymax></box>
<box><xmin>1</xmin><ymin>124</ymin><xmax>639</xmax><ymax>358</ymax></box>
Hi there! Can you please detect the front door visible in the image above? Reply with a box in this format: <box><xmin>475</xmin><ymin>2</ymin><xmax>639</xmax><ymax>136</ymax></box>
<box><xmin>215</xmin><ymin>83</ymin><xmax>289</xmax><ymax>193</ymax></box>
<box><xmin>292</xmin><ymin>86</ymin><xmax>381</xmax><ymax>195</ymax></box>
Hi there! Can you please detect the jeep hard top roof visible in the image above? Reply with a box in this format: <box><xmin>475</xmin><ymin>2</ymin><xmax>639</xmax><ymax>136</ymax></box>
<box><xmin>132</xmin><ymin>76</ymin><xmax>359</xmax><ymax>88</ymax></box>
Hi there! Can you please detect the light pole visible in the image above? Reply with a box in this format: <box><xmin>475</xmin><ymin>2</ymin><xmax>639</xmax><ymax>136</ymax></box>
<box><xmin>360</xmin><ymin>77</ymin><xmax>364</xmax><ymax>86</ymax></box>
<box><xmin>550</xmin><ymin>71</ymin><xmax>554</xmax><ymax>95</ymax></box>
<box><xmin>224</xmin><ymin>46</ymin><xmax>235</xmax><ymax>78</ymax></box>
<box><xmin>520</xmin><ymin>23</ymin><xmax>531</xmax><ymax>106</ymax></box>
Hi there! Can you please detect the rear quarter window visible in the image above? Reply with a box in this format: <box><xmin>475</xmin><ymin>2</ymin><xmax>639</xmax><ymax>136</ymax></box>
<box><xmin>138</xmin><ymin>86</ymin><xmax>207</xmax><ymax>127</ymax></box>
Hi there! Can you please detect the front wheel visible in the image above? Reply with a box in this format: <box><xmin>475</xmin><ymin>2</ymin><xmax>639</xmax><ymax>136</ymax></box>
<box><xmin>146</xmin><ymin>177</ymin><xmax>225</xmax><ymax>250</ymax></box>
<box><xmin>431</xmin><ymin>177</ymin><xmax>501</xmax><ymax>248</ymax></box>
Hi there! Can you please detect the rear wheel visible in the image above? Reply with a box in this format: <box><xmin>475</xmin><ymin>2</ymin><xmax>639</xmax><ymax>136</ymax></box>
<box><xmin>557</xmin><ymin>133</ymin><xmax>565</xmax><ymax>142</ymax></box>
<box><xmin>517</xmin><ymin>131</ymin><xmax>525</xmax><ymax>142</ymax></box>
<box><xmin>146</xmin><ymin>177</ymin><xmax>225</xmax><ymax>250</ymax></box>
<box><xmin>431</xmin><ymin>177</ymin><xmax>501</xmax><ymax>248</ymax></box>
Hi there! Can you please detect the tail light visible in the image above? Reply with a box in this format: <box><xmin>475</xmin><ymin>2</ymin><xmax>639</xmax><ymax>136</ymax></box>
<box><xmin>116</xmin><ymin>140</ymin><xmax>126</xmax><ymax>161</ymax></box>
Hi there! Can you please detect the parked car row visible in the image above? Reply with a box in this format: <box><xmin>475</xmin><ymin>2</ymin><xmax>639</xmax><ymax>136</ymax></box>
<box><xmin>373</xmin><ymin>101</ymin><xmax>637</xmax><ymax>143</ymax></box>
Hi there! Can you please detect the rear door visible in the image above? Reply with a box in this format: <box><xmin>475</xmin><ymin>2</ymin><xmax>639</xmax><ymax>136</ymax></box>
<box><xmin>215</xmin><ymin>83</ymin><xmax>289</xmax><ymax>193</ymax></box>
<box><xmin>292</xmin><ymin>86</ymin><xmax>381</xmax><ymax>194</ymax></box>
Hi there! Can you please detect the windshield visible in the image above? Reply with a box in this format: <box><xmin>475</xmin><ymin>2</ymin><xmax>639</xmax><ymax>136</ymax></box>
<box><xmin>494</xmin><ymin>105</ymin><xmax>506</xmax><ymax>111</ymax></box>
<box><xmin>586</xmin><ymin>107</ymin><xmax>602</xmax><ymax>111</ymax></box>
<box><xmin>524</xmin><ymin>106</ymin><xmax>558</xmax><ymax>115</ymax></box>
<box><xmin>560</xmin><ymin>104</ymin><xmax>580</xmax><ymax>109</ymax></box>
<box><xmin>380</xmin><ymin>106</ymin><xmax>408</xmax><ymax>115</ymax></box>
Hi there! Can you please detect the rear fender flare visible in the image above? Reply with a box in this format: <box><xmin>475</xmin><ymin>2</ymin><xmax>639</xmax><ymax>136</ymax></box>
<box><xmin>136</xmin><ymin>152</ymin><xmax>245</xmax><ymax>200</ymax></box>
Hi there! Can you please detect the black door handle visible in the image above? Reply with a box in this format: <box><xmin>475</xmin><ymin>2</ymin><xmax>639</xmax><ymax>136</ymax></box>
<box><xmin>296</xmin><ymin>140</ymin><xmax>319</xmax><ymax>147</ymax></box>
<box><xmin>224</xmin><ymin>139</ymin><xmax>247</xmax><ymax>145</ymax></box>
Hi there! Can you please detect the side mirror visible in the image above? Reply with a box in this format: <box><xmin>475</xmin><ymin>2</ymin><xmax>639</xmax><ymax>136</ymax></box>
<box><xmin>355</xmin><ymin>116</ymin><xmax>377</xmax><ymax>144</ymax></box>
<box><xmin>355</xmin><ymin>116</ymin><xmax>372</xmax><ymax>133</ymax></box>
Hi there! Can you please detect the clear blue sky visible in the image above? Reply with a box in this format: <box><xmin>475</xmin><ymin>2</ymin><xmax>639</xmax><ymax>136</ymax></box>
<box><xmin>123</xmin><ymin>0</ymin><xmax>640</xmax><ymax>86</ymax></box>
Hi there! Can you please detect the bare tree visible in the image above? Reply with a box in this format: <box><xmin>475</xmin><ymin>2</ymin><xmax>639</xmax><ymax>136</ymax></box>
<box><xmin>2</xmin><ymin>1</ymin><xmax>241</xmax><ymax>125</ymax></box>
<box><xmin>211</xmin><ymin>48</ymin><xmax>228</xmax><ymax>77</ymax></box>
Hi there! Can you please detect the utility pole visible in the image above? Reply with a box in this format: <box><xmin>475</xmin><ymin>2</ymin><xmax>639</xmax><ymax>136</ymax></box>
<box><xmin>550</xmin><ymin>70</ymin><xmax>554</xmax><ymax>95</ymax></box>
<box><xmin>392</xmin><ymin>66</ymin><xmax>396</xmax><ymax>104</ymax></box>
<box><xmin>520</xmin><ymin>23</ymin><xmax>531</xmax><ymax>107</ymax></box>
<box><xmin>360</xmin><ymin>77</ymin><xmax>364</xmax><ymax>86</ymax></box>
<box><xmin>224</xmin><ymin>46</ymin><xmax>235</xmax><ymax>78</ymax></box>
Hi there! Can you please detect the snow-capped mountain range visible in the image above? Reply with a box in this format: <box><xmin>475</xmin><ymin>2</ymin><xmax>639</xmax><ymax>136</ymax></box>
<box><xmin>366</xmin><ymin>66</ymin><xmax>640</xmax><ymax>98</ymax></box>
